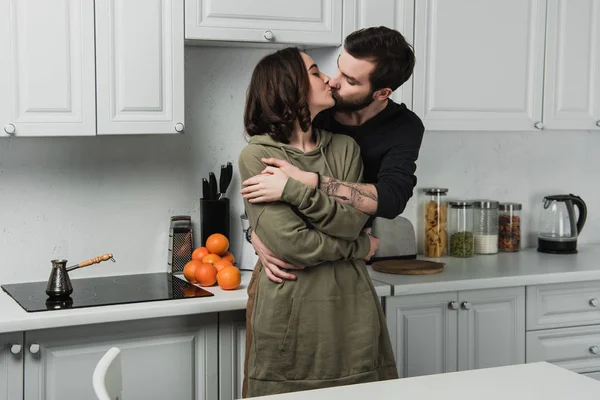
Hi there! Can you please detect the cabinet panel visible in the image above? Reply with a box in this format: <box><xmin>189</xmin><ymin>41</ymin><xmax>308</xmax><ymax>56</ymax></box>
<box><xmin>527</xmin><ymin>325</ymin><xmax>600</xmax><ymax>374</ymax></box>
<box><xmin>413</xmin><ymin>0</ymin><xmax>546</xmax><ymax>130</ymax></box>
<box><xmin>95</xmin><ymin>0</ymin><xmax>185</xmax><ymax>134</ymax></box>
<box><xmin>527</xmin><ymin>281</ymin><xmax>600</xmax><ymax>331</ymax></box>
<box><xmin>185</xmin><ymin>0</ymin><xmax>342</xmax><ymax>46</ymax></box>
<box><xmin>458</xmin><ymin>287</ymin><xmax>525</xmax><ymax>371</ymax></box>
<box><xmin>24</xmin><ymin>315</ymin><xmax>218</xmax><ymax>400</ymax></box>
<box><xmin>386</xmin><ymin>292</ymin><xmax>458</xmax><ymax>378</ymax></box>
<box><xmin>543</xmin><ymin>0</ymin><xmax>600</xmax><ymax>130</ymax></box>
<box><xmin>0</xmin><ymin>332</ymin><xmax>24</xmax><ymax>400</ymax></box>
<box><xmin>219</xmin><ymin>311</ymin><xmax>247</xmax><ymax>400</ymax></box>
<box><xmin>0</xmin><ymin>0</ymin><xmax>96</xmax><ymax>137</ymax></box>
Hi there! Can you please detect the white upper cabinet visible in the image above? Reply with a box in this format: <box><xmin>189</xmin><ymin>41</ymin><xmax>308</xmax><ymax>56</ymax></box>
<box><xmin>413</xmin><ymin>0</ymin><xmax>547</xmax><ymax>131</ymax></box>
<box><xmin>95</xmin><ymin>0</ymin><xmax>185</xmax><ymax>135</ymax></box>
<box><xmin>342</xmin><ymin>0</ymin><xmax>415</xmax><ymax>108</ymax></box>
<box><xmin>0</xmin><ymin>0</ymin><xmax>96</xmax><ymax>137</ymax></box>
<box><xmin>185</xmin><ymin>0</ymin><xmax>343</xmax><ymax>46</ymax></box>
<box><xmin>543</xmin><ymin>0</ymin><xmax>600</xmax><ymax>130</ymax></box>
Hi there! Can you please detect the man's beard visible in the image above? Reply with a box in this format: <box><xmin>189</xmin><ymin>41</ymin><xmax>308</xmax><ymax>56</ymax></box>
<box><xmin>331</xmin><ymin>89</ymin><xmax>375</xmax><ymax>112</ymax></box>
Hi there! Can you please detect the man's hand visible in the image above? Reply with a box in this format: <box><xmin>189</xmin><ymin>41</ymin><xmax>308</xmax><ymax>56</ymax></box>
<box><xmin>251</xmin><ymin>230</ymin><xmax>304</xmax><ymax>283</ymax></box>
<box><xmin>364</xmin><ymin>228</ymin><xmax>379</xmax><ymax>261</ymax></box>
<box><xmin>261</xmin><ymin>158</ymin><xmax>317</xmax><ymax>187</ymax></box>
<box><xmin>241</xmin><ymin>167</ymin><xmax>289</xmax><ymax>203</ymax></box>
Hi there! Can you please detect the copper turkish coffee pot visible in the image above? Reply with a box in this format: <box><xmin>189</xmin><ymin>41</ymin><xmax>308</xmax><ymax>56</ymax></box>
<box><xmin>46</xmin><ymin>254</ymin><xmax>115</xmax><ymax>299</ymax></box>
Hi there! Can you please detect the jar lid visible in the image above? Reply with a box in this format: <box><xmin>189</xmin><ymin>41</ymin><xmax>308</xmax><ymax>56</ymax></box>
<box><xmin>423</xmin><ymin>188</ymin><xmax>448</xmax><ymax>195</ymax></box>
<box><xmin>499</xmin><ymin>202</ymin><xmax>522</xmax><ymax>211</ymax></box>
<box><xmin>473</xmin><ymin>200</ymin><xmax>499</xmax><ymax>209</ymax></box>
<box><xmin>449</xmin><ymin>201</ymin><xmax>473</xmax><ymax>208</ymax></box>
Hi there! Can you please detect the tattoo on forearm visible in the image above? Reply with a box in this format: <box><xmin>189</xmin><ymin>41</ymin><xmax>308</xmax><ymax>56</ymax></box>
<box><xmin>320</xmin><ymin>176</ymin><xmax>378</xmax><ymax>209</ymax></box>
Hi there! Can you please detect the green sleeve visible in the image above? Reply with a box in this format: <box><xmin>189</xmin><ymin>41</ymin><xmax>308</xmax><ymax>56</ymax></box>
<box><xmin>280</xmin><ymin>138</ymin><xmax>368</xmax><ymax>241</ymax></box>
<box><xmin>238</xmin><ymin>145</ymin><xmax>371</xmax><ymax>267</ymax></box>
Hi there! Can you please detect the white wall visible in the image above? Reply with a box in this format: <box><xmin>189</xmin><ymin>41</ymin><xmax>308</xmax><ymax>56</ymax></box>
<box><xmin>0</xmin><ymin>46</ymin><xmax>597</xmax><ymax>284</ymax></box>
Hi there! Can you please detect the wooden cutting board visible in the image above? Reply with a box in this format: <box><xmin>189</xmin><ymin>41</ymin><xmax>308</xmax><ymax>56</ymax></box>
<box><xmin>371</xmin><ymin>259</ymin><xmax>445</xmax><ymax>275</ymax></box>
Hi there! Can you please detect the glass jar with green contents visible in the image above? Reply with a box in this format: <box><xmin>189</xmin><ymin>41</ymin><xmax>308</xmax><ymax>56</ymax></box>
<box><xmin>448</xmin><ymin>201</ymin><xmax>475</xmax><ymax>258</ymax></box>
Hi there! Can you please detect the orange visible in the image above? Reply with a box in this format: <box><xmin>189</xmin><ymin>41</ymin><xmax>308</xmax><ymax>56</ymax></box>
<box><xmin>194</xmin><ymin>263</ymin><xmax>217</xmax><ymax>287</ymax></box>
<box><xmin>217</xmin><ymin>266</ymin><xmax>241</xmax><ymax>290</ymax></box>
<box><xmin>202</xmin><ymin>253</ymin><xmax>221</xmax><ymax>265</ymax></box>
<box><xmin>183</xmin><ymin>260</ymin><xmax>202</xmax><ymax>283</ymax></box>
<box><xmin>192</xmin><ymin>247</ymin><xmax>209</xmax><ymax>262</ymax></box>
<box><xmin>206</xmin><ymin>233</ymin><xmax>229</xmax><ymax>256</ymax></box>
<box><xmin>213</xmin><ymin>259</ymin><xmax>233</xmax><ymax>272</ymax></box>
<box><xmin>222</xmin><ymin>252</ymin><xmax>235</xmax><ymax>264</ymax></box>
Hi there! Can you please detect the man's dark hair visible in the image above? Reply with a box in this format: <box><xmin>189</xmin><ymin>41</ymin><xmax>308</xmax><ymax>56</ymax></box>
<box><xmin>244</xmin><ymin>47</ymin><xmax>311</xmax><ymax>144</ymax></box>
<box><xmin>344</xmin><ymin>26</ymin><xmax>415</xmax><ymax>92</ymax></box>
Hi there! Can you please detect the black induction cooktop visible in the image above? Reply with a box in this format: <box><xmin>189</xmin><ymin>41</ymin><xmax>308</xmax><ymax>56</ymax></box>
<box><xmin>1</xmin><ymin>273</ymin><xmax>213</xmax><ymax>312</ymax></box>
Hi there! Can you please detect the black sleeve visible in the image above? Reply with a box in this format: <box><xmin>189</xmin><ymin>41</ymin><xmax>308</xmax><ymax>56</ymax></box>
<box><xmin>374</xmin><ymin>126</ymin><xmax>424</xmax><ymax>219</ymax></box>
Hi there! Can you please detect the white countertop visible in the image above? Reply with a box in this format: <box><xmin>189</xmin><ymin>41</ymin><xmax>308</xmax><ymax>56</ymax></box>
<box><xmin>0</xmin><ymin>270</ymin><xmax>392</xmax><ymax>334</ymax></box>
<box><xmin>368</xmin><ymin>244</ymin><xmax>600</xmax><ymax>295</ymax></box>
<box><xmin>3</xmin><ymin>244</ymin><xmax>600</xmax><ymax>333</ymax></box>
<box><xmin>249</xmin><ymin>362</ymin><xmax>600</xmax><ymax>400</ymax></box>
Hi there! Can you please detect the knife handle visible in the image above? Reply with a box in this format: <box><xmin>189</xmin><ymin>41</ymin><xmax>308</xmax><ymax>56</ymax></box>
<box><xmin>202</xmin><ymin>178</ymin><xmax>209</xmax><ymax>200</ymax></box>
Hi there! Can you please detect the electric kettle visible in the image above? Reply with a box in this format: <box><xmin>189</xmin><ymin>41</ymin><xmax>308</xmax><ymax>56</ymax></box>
<box><xmin>537</xmin><ymin>194</ymin><xmax>587</xmax><ymax>254</ymax></box>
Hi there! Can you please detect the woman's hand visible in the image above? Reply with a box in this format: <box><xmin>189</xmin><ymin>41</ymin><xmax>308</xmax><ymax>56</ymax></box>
<box><xmin>251</xmin><ymin>230</ymin><xmax>304</xmax><ymax>283</ymax></box>
<box><xmin>261</xmin><ymin>158</ymin><xmax>318</xmax><ymax>187</ymax></box>
<box><xmin>241</xmin><ymin>166</ymin><xmax>289</xmax><ymax>203</ymax></box>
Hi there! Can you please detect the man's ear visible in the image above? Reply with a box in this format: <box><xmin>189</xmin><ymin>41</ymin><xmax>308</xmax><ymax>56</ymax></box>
<box><xmin>373</xmin><ymin>88</ymin><xmax>392</xmax><ymax>101</ymax></box>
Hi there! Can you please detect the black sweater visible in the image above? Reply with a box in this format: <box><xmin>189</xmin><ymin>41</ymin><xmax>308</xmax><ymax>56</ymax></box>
<box><xmin>315</xmin><ymin>100</ymin><xmax>424</xmax><ymax>219</ymax></box>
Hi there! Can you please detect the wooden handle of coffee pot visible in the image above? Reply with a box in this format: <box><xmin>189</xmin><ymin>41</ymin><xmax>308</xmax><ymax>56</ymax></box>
<box><xmin>66</xmin><ymin>254</ymin><xmax>115</xmax><ymax>271</ymax></box>
<box><xmin>79</xmin><ymin>253</ymin><xmax>115</xmax><ymax>267</ymax></box>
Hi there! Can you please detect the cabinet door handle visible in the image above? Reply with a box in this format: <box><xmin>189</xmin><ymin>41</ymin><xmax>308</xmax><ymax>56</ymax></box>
<box><xmin>596</xmin><ymin>120</ymin><xmax>600</xmax><ymax>128</ymax></box>
<box><xmin>29</xmin><ymin>343</ymin><xmax>40</xmax><ymax>354</ymax></box>
<box><xmin>263</xmin><ymin>30</ymin><xmax>274</xmax><ymax>41</ymax></box>
<box><xmin>590</xmin><ymin>346</ymin><xmax>599</xmax><ymax>355</ymax></box>
<box><xmin>10</xmin><ymin>344</ymin><xmax>22</xmax><ymax>355</ymax></box>
<box><xmin>590</xmin><ymin>298</ymin><xmax>599</xmax><ymax>307</ymax></box>
<box><xmin>174</xmin><ymin>122</ymin><xmax>184</xmax><ymax>132</ymax></box>
<box><xmin>4</xmin><ymin>123</ymin><xmax>15</xmax><ymax>135</ymax></box>
<box><xmin>448</xmin><ymin>301</ymin><xmax>458</xmax><ymax>310</ymax></box>
<box><xmin>534</xmin><ymin>122</ymin><xmax>544</xmax><ymax>130</ymax></box>
<box><xmin>461</xmin><ymin>301</ymin><xmax>472</xmax><ymax>310</ymax></box>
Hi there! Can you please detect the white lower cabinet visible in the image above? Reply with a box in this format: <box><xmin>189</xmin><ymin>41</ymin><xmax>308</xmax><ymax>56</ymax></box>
<box><xmin>219</xmin><ymin>311</ymin><xmax>247</xmax><ymax>400</ymax></box>
<box><xmin>0</xmin><ymin>332</ymin><xmax>24</xmax><ymax>400</ymax></box>
<box><xmin>22</xmin><ymin>314</ymin><xmax>218</xmax><ymax>400</ymax></box>
<box><xmin>526</xmin><ymin>281</ymin><xmax>600</xmax><ymax>379</ymax></box>
<box><xmin>386</xmin><ymin>287</ymin><xmax>525</xmax><ymax>378</ymax></box>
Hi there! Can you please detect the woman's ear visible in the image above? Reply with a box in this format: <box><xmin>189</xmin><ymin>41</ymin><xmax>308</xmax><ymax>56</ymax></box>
<box><xmin>374</xmin><ymin>88</ymin><xmax>393</xmax><ymax>101</ymax></box>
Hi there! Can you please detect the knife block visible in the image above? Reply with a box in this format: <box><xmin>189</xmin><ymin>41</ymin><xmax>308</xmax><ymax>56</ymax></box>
<box><xmin>200</xmin><ymin>198</ymin><xmax>230</xmax><ymax>246</ymax></box>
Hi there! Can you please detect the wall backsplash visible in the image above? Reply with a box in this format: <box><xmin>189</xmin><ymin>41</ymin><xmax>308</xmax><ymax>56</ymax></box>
<box><xmin>0</xmin><ymin>46</ymin><xmax>597</xmax><ymax>284</ymax></box>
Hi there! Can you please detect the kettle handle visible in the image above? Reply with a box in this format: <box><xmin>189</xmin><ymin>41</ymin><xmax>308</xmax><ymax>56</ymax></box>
<box><xmin>570</xmin><ymin>194</ymin><xmax>587</xmax><ymax>235</ymax></box>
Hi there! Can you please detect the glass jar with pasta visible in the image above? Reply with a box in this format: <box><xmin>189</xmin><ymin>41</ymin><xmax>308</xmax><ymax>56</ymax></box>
<box><xmin>423</xmin><ymin>188</ymin><xmax>448</xmax><ymax>257</ymax></box>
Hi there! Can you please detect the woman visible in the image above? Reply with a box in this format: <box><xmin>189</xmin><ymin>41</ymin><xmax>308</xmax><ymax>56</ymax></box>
<box><xmin>238</xmin><ymin>47</ymin><xmax>398</xmax><ymax>398</ymax></box>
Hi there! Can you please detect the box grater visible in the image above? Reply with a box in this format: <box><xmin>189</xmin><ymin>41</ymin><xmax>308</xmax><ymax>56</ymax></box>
<box><xmin>168</xmin><ymin>216</ymin><xmax>194</xmax><ymax>274</ymax></box>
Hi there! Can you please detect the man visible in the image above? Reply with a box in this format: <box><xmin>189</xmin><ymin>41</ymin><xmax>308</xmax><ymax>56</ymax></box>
<box><xmin>241</xmin><ymin>26</ymin><xmax>424</xmax><ymax>282</ymax></box>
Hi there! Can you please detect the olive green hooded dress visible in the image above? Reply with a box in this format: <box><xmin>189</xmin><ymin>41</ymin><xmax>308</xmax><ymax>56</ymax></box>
<box><xmin>239</xmin><ymin>130</ymin><xmax>398</xmax><ymax>398</ymax></box>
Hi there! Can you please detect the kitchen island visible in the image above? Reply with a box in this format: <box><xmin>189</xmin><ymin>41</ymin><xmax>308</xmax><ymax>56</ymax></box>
<box><xmin>249</xmin><ymin>362</ymin><xmax>600</xmax><ymax>399</ymax></box>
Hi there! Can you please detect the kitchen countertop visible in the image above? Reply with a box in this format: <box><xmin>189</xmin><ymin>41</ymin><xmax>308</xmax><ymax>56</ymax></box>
<box><xmin>0</xmin><ymin>271</ymin><xmax>392</xmax><ymax>334</ymax></box>
<box><xmin>368</xmin><ymin>244</ymin><xmax>600</xmax><ymax>295</ymax></box>
<box><xmin>3</xmin><ymin>244</ymin><xmax>600</xmax><ymax>334</ymax></box>
<box><xmin>249</xmin><ymin>362</ymin><xmax>600</xmax><ymax>399</ymax></box>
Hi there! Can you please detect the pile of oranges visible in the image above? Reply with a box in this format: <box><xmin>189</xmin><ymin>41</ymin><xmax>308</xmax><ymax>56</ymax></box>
<box><xmin>183</xmin><ymin>233</ymin><xmax>241</xmax><ymax>290</ymax></box>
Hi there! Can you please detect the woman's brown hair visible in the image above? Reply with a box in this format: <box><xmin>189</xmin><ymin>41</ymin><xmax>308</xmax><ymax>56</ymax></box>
<box><xmin>244</xmin><ymin>47</ymin><xmax>311</xmax><ymax>144</ymax></box>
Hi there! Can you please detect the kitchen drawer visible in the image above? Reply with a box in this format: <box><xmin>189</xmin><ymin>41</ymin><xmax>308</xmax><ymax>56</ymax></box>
<box><xmin>526</xmin><ymin>325</ymin><xmax>600</xmax><ymax>373</ymax></box>
<box><xmin>583</xmin><ymin>371</ymin><xmax>600</xmax><ymax>381</ymax></box>
<box><xmin>526</xmin><ymin>281</ymin><xmax>600</xmax><ymax>330</ymax></box>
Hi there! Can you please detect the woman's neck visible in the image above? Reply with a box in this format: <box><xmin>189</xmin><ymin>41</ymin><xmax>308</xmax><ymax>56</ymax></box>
<box><xmin>289</xmin><ymin>120</ymin><xmax>316</xmax><ymax>152</ymax></box>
